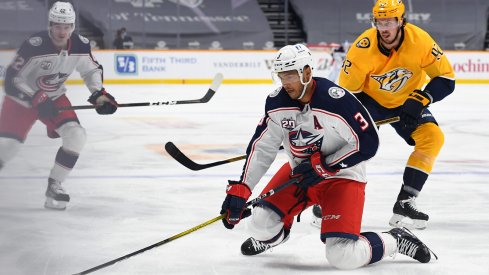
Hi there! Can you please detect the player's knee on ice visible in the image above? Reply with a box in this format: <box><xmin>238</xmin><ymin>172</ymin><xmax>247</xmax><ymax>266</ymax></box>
<box><xmin>247</xmin><ymin>205</ymin><xmax>284</xmax><ymax>242</ymax></box>
<box><xmin>56</xmin><ymin>122</ymin><xmax>87</xmax><ymax>153</ymax></box>
<box><xmin>325</xmin><ymin>237</ymin><xmax>372</xmax><ymax>270</ymax></box>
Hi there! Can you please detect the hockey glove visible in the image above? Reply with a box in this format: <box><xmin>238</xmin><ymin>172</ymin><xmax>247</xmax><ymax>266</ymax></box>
<box><xmin>292</xmin><ymin>152</ymin><xmax>338</xmax><ymax>189</ymax></box>
<box><xmin>32</xmin><ymin>91</ymin><xmax>58</xmax><ymax>119</ymax></box>
<box><xmin>87</xmin><ymin>89</ymin><xmax>118</xmax><ymax>115</ymax></box>
<box><xmin>220</xmin><ymin>181</ymin><xmax>252</xmax><ymax>229</ymax></box>
<box><xmin>399</xmin><ymin>89</ymin><xmax>431</xmax><ymax>129</ymax></box>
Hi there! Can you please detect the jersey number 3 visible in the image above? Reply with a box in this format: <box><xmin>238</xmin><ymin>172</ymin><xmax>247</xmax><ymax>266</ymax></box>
<box><xmin>354</xmin><ymin>113</ymin><xmax>369</xmax><ymax>131</ymax></box>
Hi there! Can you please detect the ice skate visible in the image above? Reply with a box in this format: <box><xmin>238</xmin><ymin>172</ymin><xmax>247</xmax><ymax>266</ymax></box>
<box><xmin>389</xmin><ymin>197</ymin><xmax>429</xmax><ymax>230</ymax></box>
<box><xmin>241</xmin><ymin>229</ymin><xmax>290</xmax><ymax>256</ymax></box>
<box><xmin>386</xmin><ymin>227</ymin><xmax>437</xmax><ymax>263</ymax></box>
<box><xmin>44</xmin><ymin>179</ymin><xmax>70</xmax><ymax>210</ymax></box>
<box><xmin>311</xmin><ymin>204</ymin><xmax>322</xmax><ymax>228</ymax></box>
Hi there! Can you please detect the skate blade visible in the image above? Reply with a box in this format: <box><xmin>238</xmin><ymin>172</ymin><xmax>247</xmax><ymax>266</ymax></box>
<box><xmin>389</xmin><ymin>214</ymin><xmax>427</xmax><ymax>230</ymax></box>
<box><xmin>44</xmin><ymin>198</ymin><xmax>67</xmax><ymax>210</ymax></box>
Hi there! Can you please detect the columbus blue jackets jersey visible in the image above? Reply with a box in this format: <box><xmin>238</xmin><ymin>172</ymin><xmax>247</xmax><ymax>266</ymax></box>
<box><xmin>240</xmin><ymin>77</ymin><xmax>380</xmax><ymax>190</ymax></box>
<box><xmin>4</xmin><ymin>31</ymin><xmax>103</xmax><ymax>107</ymax></box>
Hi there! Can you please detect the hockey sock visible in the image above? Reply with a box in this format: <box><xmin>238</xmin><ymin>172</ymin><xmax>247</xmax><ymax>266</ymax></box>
<box><xmin>49</xmin><ymin>147</ymin><xmax>79</xmax><ymax>183</ymax></box>
<box><xmin>397</xmin><ymin>167</ymin><xmax>428</xmax><ymax>200</ymax></box>
<box><xmin>360</xmin><ymin>232</ymin><xmax>386</xmax><ymax>264</ymax></box>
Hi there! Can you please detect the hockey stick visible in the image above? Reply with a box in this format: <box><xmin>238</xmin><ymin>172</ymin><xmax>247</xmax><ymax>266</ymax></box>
<box><xmin>164</xmin><ymin>116</ymin><xmax>401</xmax><ymax>171</ymax></box>
<box><xmin>164</xmin><ymin>142</ymin><xmax>284</xmax><ymax>171</ymax></box>
<box><xmin>62</xmin><ymin>73</ymin><xmax>223</xmax><ymax>110</ymax></box>
<box><xmin>375</xmin><ymin>116</ymin><xmax>400</xmax><ymax>126</ymax></box>
<box><xmin>73</xmin><ymin>177</ymin><xmax>300</xmax><ymax>275</ymax></box>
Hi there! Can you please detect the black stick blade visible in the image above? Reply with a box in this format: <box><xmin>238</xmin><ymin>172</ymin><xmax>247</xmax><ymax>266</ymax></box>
<box><xmin>164</xmin><ymin>142</ymin><xmax>246</xmax><ymax>171</ymax></box>
<box><xmin>165</xmin><ymin>142</ymin><xmax>203</xmax><ymax>171</ymax></box>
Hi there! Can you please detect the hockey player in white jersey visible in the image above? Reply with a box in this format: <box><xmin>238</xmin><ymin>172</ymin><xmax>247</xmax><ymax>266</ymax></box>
<box><xmin>0</xmin><ymin>2</ymin><xmax>118</xmax><ymax>210</ymax></box>
<box><xmin>220</xmin><ymin>44</ymin><xmax>436</xmax><ymax>269</ymax></box>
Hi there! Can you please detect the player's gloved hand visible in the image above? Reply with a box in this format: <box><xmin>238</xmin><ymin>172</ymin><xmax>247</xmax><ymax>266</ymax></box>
<box><xmin>220</xmin><ymin>180</ymin><xmax>252</xmax><ymax>229</ymax></box>
<box><xmin>87</xmin><ymin>88</ymin><xmax>118</xmax><ymax>115</ymax></box>
<box><xmin>399</xmin><ymin>89</ymin><xmax>431</xmax><ymax>129</ymax></box>
<box><xmin>31</xmin><ymin>91</ymin><xmax>58</xmax><ymax>119</ymax></box>
<box><xmin>292</xmin><ymin>152</ymin><xmax>338</xmax><ymax>189</ymax></box>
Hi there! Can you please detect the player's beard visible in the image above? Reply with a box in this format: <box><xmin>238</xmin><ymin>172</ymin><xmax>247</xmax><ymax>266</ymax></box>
<box><xmin>379</xmin><ymin>28</ymin><xmax>401</xmax><ymax>48</ymax></box>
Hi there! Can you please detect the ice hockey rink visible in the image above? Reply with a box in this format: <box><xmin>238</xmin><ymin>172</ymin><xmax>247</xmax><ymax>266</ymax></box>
<box><xmin>0</xmin><ymin>82</ymin><xmax>488</xmax><ymax>275</ymax></box>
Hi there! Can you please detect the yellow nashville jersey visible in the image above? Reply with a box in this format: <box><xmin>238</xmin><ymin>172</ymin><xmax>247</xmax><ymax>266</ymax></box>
<box><xmin>338</xmin><ymin>23</ymin><xmax>455</xmax><ymax>108</ymax></box>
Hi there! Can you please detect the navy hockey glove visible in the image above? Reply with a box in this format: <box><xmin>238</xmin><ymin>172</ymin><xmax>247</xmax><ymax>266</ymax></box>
<box><xmin>32</xmin><ymin>91</ymin><xmax>58</xmax><ymax>119</ymax></box>
<box><xmin>292</xmin><ymin>152</ymin><xmax>338</xmax><ymax>189</ymax></box>
<box><xmin>399</xmin><ymin>89</ymin><xmax>431</xmax><ymax>129</ymax></box>
<box><xmin>220</xmin><ymin>181</ymin><xmax>252</xmax><ymax>229</ymax></box>
<box><xmin>87</xmin><ymin>89</ymin><xmax>118</xmax><ymax>115</ymax></box>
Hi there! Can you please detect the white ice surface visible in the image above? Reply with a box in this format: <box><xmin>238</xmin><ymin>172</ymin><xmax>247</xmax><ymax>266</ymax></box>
<box><xmin>0</xmin><ymin>83</ymin><xmax>488</xmax><ymax>275</ymax></box>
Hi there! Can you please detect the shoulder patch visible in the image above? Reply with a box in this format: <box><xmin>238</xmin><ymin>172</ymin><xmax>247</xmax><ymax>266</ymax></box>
<box><xmin>29</xmin><ymin>37</ymin><xmax>43</xmax><ymax>47</ymax></box>
<box><xmin>79</xmin><ymin>35</ymin><xmax>90</xmax><ymax>44</ymax></box>
<box><xmin>356</xmin><ymin>37</ymin><xmax>370</xmax><ymax>49</ymax></box>
<box><xmin>328</xmin><ymin>87</ymin><xmax>346</xmax><ymax>99</ymax></box>
<box><xmin>269</xmin><ymin>87</ymin><xmax>282</xmax><ymax>97</ymax></box>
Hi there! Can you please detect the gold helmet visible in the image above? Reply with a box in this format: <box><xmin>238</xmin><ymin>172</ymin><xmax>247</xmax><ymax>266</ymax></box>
<box><xmin>372</xmin><ymin>0</ymin><xmax>405</xmax><ymax>20</ymax></box>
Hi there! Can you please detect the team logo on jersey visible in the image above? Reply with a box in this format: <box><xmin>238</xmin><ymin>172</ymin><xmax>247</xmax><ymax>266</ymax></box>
<box><xmin>328</xmin><ymin>87</ymin><xmax>346</xmax><ymax>99</ymax></box>
<box><xmin>371</xmin><ymin>68</ymin><xmax>413</xmax><ymax>93</ymax></box>
<box><xmin>29</xmin><ymin>37</ymin><xmax>42</xmax><ymax>47</ymax></box>
<box><xmin>288</xmin><ymin>129</ymin><xmax>323</xmax><ymax>158</ymax></box>
<box><xmin>356</xmin><ymin>37</ymin><xmax>370</xmax><ymax>48</ymax></box>
<box><xmin>36</xmin><ymin>73</ymin><xmax>69</xmax><ymax>92</ymax></box>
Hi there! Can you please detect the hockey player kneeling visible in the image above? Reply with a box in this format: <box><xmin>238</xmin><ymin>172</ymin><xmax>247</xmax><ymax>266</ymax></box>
<box><xmin>220</xmin><ymin>44</ymin><xmax>437</xmax><ymax>269</ymax></box>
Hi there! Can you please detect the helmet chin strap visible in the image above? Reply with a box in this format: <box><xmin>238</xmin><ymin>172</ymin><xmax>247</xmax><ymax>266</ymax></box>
<box><xmin>297</xmin><ymin>72</ymin><xmax>312</xmax><ymax>100</ymax></box>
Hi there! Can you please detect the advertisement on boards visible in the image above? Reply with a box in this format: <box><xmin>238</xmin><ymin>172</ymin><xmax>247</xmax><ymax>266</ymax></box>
<box><xmin>0</xmin><ymin>50</ymin><xmax>488</xmax><ymax>85</ymax></box>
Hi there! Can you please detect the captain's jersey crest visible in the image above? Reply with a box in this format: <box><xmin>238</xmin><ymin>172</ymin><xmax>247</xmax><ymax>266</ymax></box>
<box><xmin>289</xmin><ymin>128</ymin><xmax>324</xmax><ymax>158</ymax></box>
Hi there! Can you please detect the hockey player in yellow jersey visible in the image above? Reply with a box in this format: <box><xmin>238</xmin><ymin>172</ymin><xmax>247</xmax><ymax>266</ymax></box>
<box><xmin>338</xmin><ymin>0</ymin><xmax>455</xmax><ymax>229</ymax></box>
